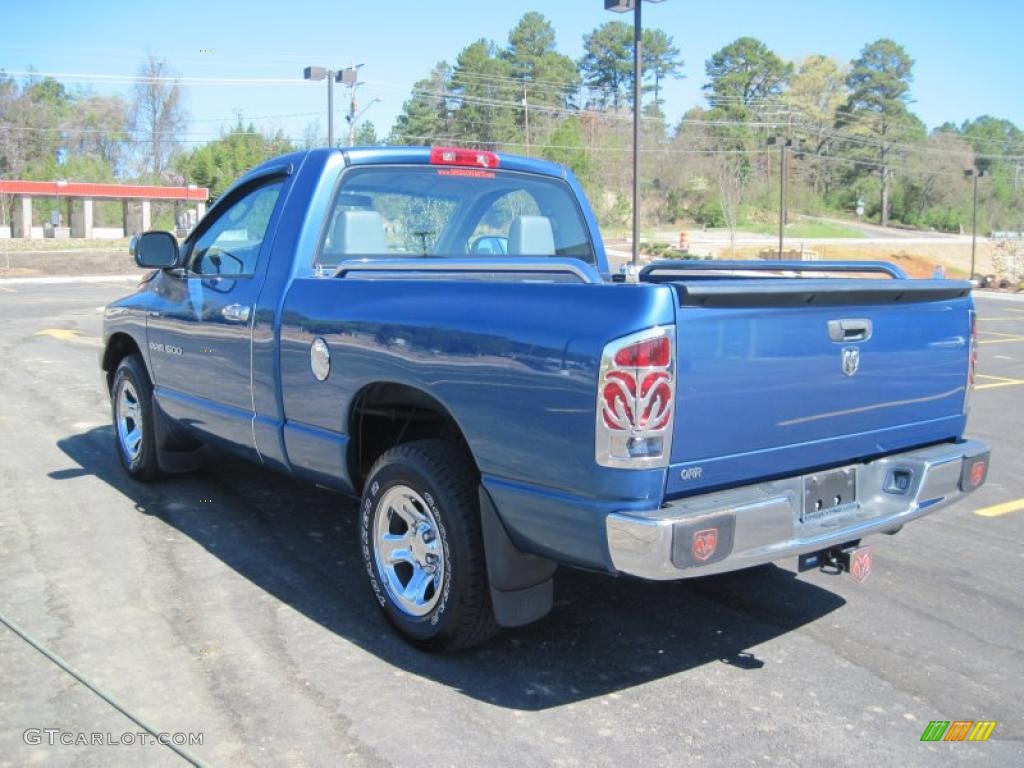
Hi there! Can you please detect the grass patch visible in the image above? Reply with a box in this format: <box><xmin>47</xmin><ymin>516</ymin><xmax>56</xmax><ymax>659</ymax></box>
<box><xmin>0</xmin><ymin>237</ymin><xmax>131</xmax><ymax>253</ymax></box>
<box><xmin>740</xmin><ymin>221</ymin><xmax>866</xmax><ymax>239</ymax></box>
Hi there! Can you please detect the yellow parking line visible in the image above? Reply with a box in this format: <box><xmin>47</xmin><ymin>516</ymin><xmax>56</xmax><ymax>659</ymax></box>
<box><xmin>975</xmin><ymin>374</ymin><xmax>1024</xmax><ymax>390</ymax></box>
<box><xmin>978</xmin><ymin>336</ymin><xmax>1024</xmax><ymax>345</ymax></box>
<box><xmin>975</xmin><ymin>498</ymin><xmax>1024</xmax><ymax>518</ymax></box>
<box><xmin>975</xmin><ymin>380</ymin><xmax>1024</xmax><ymax>390</ymax></box>
<box><xmin>34</xmin><ymin>328</ymin><xmax>81</xmax><ymax>341</ymax></box>
<box><xmin>979</xmin><ymin>330</ymin><xmax>1024</xmax><ymax>338</ymax></box>
<box><xmin>977</xmin><ymin>374</ymin><xmax>1020</xmax><ymax>383</ymax></box>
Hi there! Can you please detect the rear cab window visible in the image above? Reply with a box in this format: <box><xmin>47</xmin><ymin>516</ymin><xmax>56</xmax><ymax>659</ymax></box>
<box><xmin>316</xmin><ymin>166</ymin><xmax>595</xmax><ymax>270</ymax></box>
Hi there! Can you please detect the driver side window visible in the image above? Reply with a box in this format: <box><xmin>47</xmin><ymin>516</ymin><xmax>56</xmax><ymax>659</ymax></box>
<box><xmin>190</xmin><ymin>180</ymin><xmax>283</xmax><ymax>277</ymax></box>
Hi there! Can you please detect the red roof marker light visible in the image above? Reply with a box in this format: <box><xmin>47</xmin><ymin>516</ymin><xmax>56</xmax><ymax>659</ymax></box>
<box><xmin>430</xmin><ymin>146</ymin><xmax>500</xmax><ymax>169</ymax></box>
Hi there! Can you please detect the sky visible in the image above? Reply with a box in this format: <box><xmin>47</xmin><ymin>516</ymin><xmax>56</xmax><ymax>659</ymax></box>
<box><xmin>3</xmin><ymin>0</ymin><xmax>1023</xmax><ymax>148</ymax></box>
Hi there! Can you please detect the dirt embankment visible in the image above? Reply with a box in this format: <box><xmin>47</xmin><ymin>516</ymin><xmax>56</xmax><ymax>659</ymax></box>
<box><xmin>0</xmin><ymin>239</ymin><xmax>136</xmax><ymax>277</ymax></box>
<box><xmin>725</xmin><ymin>241</ymin><xmax>1001</xmax><ymax>279</ymax></box>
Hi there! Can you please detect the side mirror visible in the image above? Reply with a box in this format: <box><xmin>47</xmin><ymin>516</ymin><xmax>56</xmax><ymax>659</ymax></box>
<box><xmin>470</xmin><ymin>235</ymin><xmax>508</xmax><ymax>255</ymax></box>
<box><xmin>134</xmin><ymin>231</ymin><xmax>182</xmax><ymax>269</ymax></box>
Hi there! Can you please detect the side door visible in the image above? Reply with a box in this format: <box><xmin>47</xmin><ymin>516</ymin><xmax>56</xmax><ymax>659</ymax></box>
<box><xmin>147</xmin><ymin>175</ymin><xmax>286</xmax><ymax>455</ymax></box>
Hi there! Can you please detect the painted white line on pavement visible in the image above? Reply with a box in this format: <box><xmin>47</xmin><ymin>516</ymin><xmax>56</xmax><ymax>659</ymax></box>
<box><xmin>0</xmin><ymin>274</ymin><xmax>138</xmax><ymax>285</ymax></box>
<box><xmin>973</xmin><ymin>292</ymin><xmax>1024</xmax><ymax>303</ymax></box>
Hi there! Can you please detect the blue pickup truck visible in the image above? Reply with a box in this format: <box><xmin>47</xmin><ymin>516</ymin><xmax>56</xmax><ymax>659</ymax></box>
<box><xmin>102</xmin><ymin>146</ymin><xmax>990</xmax><ymax>650</ymax></box>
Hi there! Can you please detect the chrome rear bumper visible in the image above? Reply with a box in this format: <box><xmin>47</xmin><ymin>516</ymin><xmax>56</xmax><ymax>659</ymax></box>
<box><xmin>606</xmin><ymin>440</ymin><xmax>990</xmax><ymax>580</ymax></box>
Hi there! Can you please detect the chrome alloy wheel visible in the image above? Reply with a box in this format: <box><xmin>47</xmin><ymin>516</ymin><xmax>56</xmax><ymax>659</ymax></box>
<box><xmin>373</xmin><ymin>485</ymin><xmax>446</xmax><ymax>617</ymax></box>
<box><xmin>116</xmin><ymin>379</ymin><xmax>144</xmax><ymax>462</ymax></box>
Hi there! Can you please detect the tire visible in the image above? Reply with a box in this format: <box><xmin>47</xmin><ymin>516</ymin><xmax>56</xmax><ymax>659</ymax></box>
<box><xmin>360</xmin><ymin>439</ymin><xmax>498</xmax><ymax>651</ymax></box>
<box><xmin>111</xmin><ymin>354</ymin><xmax>161</xmax><ymax>482</ymax></box>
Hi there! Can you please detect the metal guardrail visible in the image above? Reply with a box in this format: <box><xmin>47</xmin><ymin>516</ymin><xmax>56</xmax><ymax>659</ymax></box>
<box><xmin>334</xmin><ymin>257</ymin><xmax>604</xmax><ymax>284</ymax></box>
<box><xmin>640</xmin><ymin>259</ymin><xmax>908</xmax><ymax>280</ymax></box>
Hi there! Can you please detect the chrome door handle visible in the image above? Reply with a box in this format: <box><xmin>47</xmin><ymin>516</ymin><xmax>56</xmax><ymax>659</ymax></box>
<box><xmin>828</xmin><ymin>318</ymin><xmax>872</xmax><ymax>343</ymax></box>
<box><xmin>221</xmin><ymin>303</ymin><xmax>251</xmax><ymax>323</ymax></box>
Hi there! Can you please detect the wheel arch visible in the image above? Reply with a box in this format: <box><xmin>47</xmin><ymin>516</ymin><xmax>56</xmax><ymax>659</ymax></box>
<box><xmin>347</xmin><ymin>381</ymin><xmax>478</xmax><ymax>494</ymax></box>
<box><xmin>102</xmin><ymin>332</ymin><xmax>145</xmax><ymax>391</ymax></box>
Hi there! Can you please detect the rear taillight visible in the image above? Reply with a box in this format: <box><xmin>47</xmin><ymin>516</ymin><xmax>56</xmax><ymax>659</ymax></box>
<box><xmin>596</xmin><ymin>327</ymin><xmax>675</xmax><ymax>468</ymax></box>
<box><xmin>965</xmin><ymin>309</ymin><xmax>977</xmax><ymax>414</ymax></box>
<box><xmin>429</xmin><ymin>146</ymin><xmax>499</xmax><ymax>169</ymax></box>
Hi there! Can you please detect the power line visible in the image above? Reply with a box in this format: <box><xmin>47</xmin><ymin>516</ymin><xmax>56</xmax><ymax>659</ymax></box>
<box><xmin>6</xmin><ymin>69</ymin><xmax>1024</xmax><ymax>164</ymax></box>
<box><xmin>1</xmin><ymin>69</ymin><xmax>304</xmax><ymax>85</ymax></box>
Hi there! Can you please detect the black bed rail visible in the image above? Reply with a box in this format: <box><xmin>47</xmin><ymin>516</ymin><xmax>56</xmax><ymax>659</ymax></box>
<box><xmin>334</xmin><ymin>257</ymin><xmax>603</xmax><ymax>284</ymax></box>
<box><xmin>639</xmin><ymin>259</ymin><xmax>908</xmax><ymax>281</ymax></box>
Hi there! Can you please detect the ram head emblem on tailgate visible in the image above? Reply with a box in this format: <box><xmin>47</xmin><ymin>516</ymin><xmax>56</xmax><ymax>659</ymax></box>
<box><xmin>842</xmin><ymin>346</ymin><xmax>860</xmax><ymax>377</ymax></box>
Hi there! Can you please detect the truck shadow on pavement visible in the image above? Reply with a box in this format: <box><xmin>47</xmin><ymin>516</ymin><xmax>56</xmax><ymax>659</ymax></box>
<box><xmin>55</xmin><ymin>427</ymin><xmax>846</xmax><ymax>711</ymax></box>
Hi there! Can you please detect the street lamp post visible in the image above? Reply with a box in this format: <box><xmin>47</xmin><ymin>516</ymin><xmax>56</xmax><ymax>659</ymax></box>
<box><xmin>304</xmin><ymin>66</ymin><xmax>337</xmax><ymax>146</ymax></box>
<box><xmin>604</xmin><ymin>0</ymin><xmax>665</xmax><ymax>268</ymax></box>
<box><xmin>964</xmin><ymin>168</ymin><xmax>987</xmax><ymax>280</ymax></box>
<box><xmin>304</xmin><ymin>65</ymin><xmax>366</xmax><ymax>147</ymax></box>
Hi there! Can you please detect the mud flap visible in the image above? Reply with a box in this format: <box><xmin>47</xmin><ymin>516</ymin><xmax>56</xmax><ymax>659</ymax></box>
<box><xmin>479</xmin><ymin>487</ymin><xmax>556</xmax><ymax>627</ymax></box>
<box><xmin>152</xmin><ymin>399</ymin><xmax>203</xmax><ymax>474</ymax></box>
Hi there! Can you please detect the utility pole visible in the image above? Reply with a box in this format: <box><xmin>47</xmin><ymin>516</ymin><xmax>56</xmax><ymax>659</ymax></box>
<box><xmin>770</xmin><ymin>136</ymin><xmax>792</xmax><ymax>259</ymax></box>
<box><xmin>349</xmin><ymin>97</ymin><xmax>382</xmax><ymax>146</ymax></box>
<box><xmin>631</xmin><ymin>0</ymin><xmax>641</xmax><ymax>266</ymax></box>
<box><xmin>522</xmin><ymin>80</ymin><xmax>530</xmax><ymax>157</ymax></box>
<box><xmin>348</xmin><ymin>89</ymin><xmax>358</xmax><ymax>146</ymax></box>
<box><xmin>965</xmin><ymin>167</ymin><xmax>987</xmax><ymax>279</ymax></box>
<box><xmin>779</xmin><ymin>141</ymin><xmax>786</xmax><ymax>259</ymax></box>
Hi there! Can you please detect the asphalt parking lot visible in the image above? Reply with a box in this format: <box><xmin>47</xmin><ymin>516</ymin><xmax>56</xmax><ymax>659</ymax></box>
<box><xmin>1</xmin><ymin>280</ymin><xmax>1022</xmax><ymax>767</ymax></box>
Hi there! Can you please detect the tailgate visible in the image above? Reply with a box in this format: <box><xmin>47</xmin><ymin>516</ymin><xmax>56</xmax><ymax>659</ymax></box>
<box><xmin>664</xmin><ymin>277</ymin><xmax>973</xmax><ymax>497</ymax></box>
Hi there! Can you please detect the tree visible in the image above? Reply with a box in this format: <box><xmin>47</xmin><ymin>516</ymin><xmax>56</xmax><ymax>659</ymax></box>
<box><xmin>130</xmin><ymin>54</ymin><xmax>187</xmax><ymax>181</ymax></box>
<box><xmin>642</xmin><ymin>28</ymin><xmax>683</xmax><ymax>109</ymax></box>
<box><xmin>715</xmin><ymin>153</ymin><xmax>749</xmax><ymax>257</ymax></box>
<box><xmin>177</xmin><ymin>122</ymin><xmax>293</xmax><ymax>198</ymax></box>
<box><xmin>504</xmin><ymin>11</ymin><xmax>579</xmax><ymax>105</ymax></box>
<box><xmin>542</xmin><ymin>116</ymin><xmax>594</xmax><ymax>185</ymax></box>
<box><xmin>959</xmin><ymin>115</ymin><xmax>1023</xmax><ymax>176</ymax></box>
<box><xmin>837</xmin><ymin>39</ymin><xmax>919</xmax><ymax>226</ymax></box>
<box><xmin>69</xmin><ymin>94</ymin><xmax>130</xmax><ymax>173</ymax></box>
<box><xmin>956</xmin><ymin>116</ymin><xmax>1024</xmax><ymax>228</ymax></box>
<box><xmin>579</xmin><ymin>21</ymin><xmax>634</xmax><ymax>109</ymax></box>
<box><xmin>896</xmin><ymin>131</ymin><xmax>973</xmax><ymax>230</ymax></box>
<box><xmin>503</xmin><ymin>12</ymin><xmax>580</xmax><ymax>140</ymax></box>
<box><xmin>301</xmin><ymin>119</ymin><xmax>323</xmax><ymax>149</ymax></box>
<box><xmin>353</xmin><ymin>120</ymin><xmax>380</xmax><ymax>146</ymax></box>
<box><xmin>392</xmin><ymin>62</ymin><xmax>451</xmax><ymax>145</ymax></box>
<box><xmin>784</xmin><ymin>55</ymin><xmax>847</xmax><ymax>195</ymax></box>
<box><xmin>580</xmin><ymin>22</ymin><xmax>681</xmax><ymax>113</ymax></box>
<box><xmin>703</xmin><ymin>37</ymin><xmax>791</xmax><ymax>120</ymax></box>
<box><xmin>508</xmin><ymin>10</ymin><xmax>557</xmax><ymax>61</ymax></box>
<box><xmin>0</xmin><ymin>75</ymin><xmax>68</xmax><ymax>181</ymax></box>
<box><xmin>449</xmin><ymin>39</ymin><xmax>519</xmax><ymax>148</ymax></box>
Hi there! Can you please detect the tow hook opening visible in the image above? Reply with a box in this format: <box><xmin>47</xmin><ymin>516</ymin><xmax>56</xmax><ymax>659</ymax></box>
<box><xmin>799</xmin><ymin>540</ymin><xmax>873</xmax><ymax>583</ymax></box>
